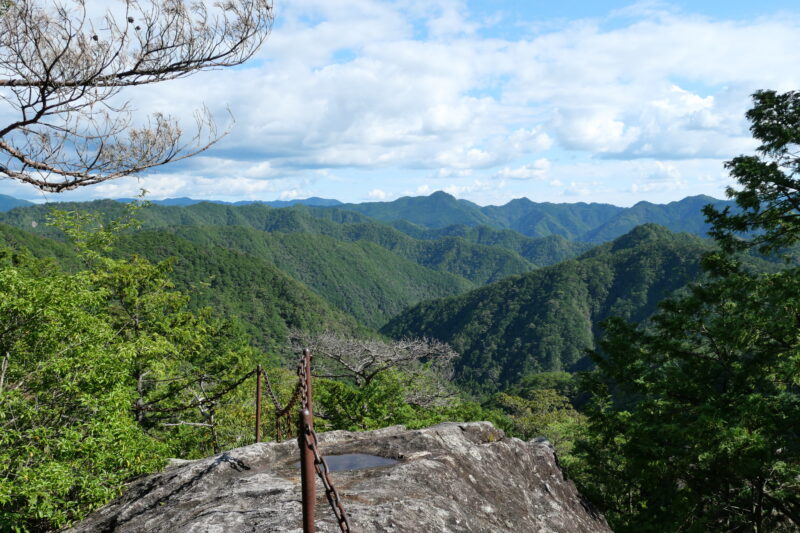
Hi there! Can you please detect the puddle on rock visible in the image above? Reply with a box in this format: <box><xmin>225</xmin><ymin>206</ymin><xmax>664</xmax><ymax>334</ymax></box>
<box><xmin>296</xmin><ymin>454</ymin><xmax>397</xmax><ymax>472</ymax></box>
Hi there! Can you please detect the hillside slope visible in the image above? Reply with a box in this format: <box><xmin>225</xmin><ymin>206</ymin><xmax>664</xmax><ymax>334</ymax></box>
<box><xmin>0</xmin><ymin>201</ymin><xmax>542</xmax><ymax>284</ymax></box>
<box><xmin>111</xmin><ymin>232</ymin><xmax>371</xmax><ymax>346</ymax></box>
<box><xmin>161</xmin><ymin>225</ymin><xmax>476</xmax><ymax>328</ymax></box>
<box><xmin>382</xmin><ymin>225</ymin><xmax>713</xmax><ymax>392</ymax></box>
<box><xmin>0</xmin><ymin>225</ymin><xmax>369</xmax><ymax>350</ymax></box>
<box><xmin>0</xmin><ymin>194</ymin><xmax>33</xmax><ymax>212</ymax></box>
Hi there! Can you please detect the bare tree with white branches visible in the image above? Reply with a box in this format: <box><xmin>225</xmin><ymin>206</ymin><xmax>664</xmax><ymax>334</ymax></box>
<box><xmin>291</xmin><ymin>330</ymin><xmax>460</xmax><ymax>408</ymax></box>
<box><xmin>0</xmin><ymin>0</ymin><xmax>273</xmax><ymax>192</ymax></box>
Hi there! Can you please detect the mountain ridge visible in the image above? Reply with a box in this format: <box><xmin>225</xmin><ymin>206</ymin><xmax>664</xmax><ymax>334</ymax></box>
<box><xmin>381</xmin><ymin>224</ymin><xmax>714</xmax><ymax>392</ymax></box>
<box><xmin>0</xmin><ymin>194</ymin><xmax>34</xmax><ymax>212</ymax></box>
<box><xmin>0</xmin><ymin>191</ymin><xmax>734</xmax><ymax>242</ymax></box>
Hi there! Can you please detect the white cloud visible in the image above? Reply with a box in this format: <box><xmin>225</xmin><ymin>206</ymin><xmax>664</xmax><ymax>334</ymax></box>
<box><xmin>563</xmin><ymin>181</ymin><xmax>592</xmax><ymax>197</ymax></box>
<box><xmin>443</xmin><ymin>179</ymin><xmax>501</xmax><ymax>197</ymax></box>
<box><xmin>553</xmin><ymin>108</ymin><xmax>641</xmax><ymax>153</ymax></box>
<box><xmin>278</xmin><ymin>188</ymin><xmax>308</xmax><ymax>200</ymax></box>
<box><xmin>366</xmin><ymin>188</ymin><xmax>389</xmax><ymax>200</ymax></box>
<box><xmin>3</xmin><ymin>0</ymin><xmax>799</xmax><ymax>204</ymax></box>
<box><xmin>493</xmin><ymin>159</ymin><xmax>551</xmax><ymax>180</ymax></box>
<box><xmin>87</xmin><ymin>172</ymin><xmax>315</xmax><ymax>202</ymax></box>
<box><xmin>423</xmin><ymin>0</ymin><xmax>480</xmax><ymax>38</ymax></box>
<box><xmin>399</xmin><ymin>183</ymin><xmax>434</xmax><ymax>197</ymax></box>
<box><xmin>434</xmin><ymin>168</ymin><xmax>473</xmax><ymax>179</ymax></box>
<box><xmin>630</xmin><ymin>160</ymin><xmax>687</xmax><ymax>193</ymax></box>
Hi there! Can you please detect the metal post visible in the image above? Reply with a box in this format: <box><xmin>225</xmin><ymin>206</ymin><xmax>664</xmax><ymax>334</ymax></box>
<box><xmin>255</xmin><ymin>365</ymin><xmax>262</xmax><ymax>443</ymax></box>
<box><xmin>299</xmin><ymin>409</ymin><xmax>316</xmax><ymax>532</ymax></box>
<box><xmin>304</xmin><ymin>349</ymin><xmax>313</xmax><ymax>430</ymax></box>
<box><xmin>299</xmin><ymin>348</ymin><xmax>316</xmax><ymax>533</ymax></box>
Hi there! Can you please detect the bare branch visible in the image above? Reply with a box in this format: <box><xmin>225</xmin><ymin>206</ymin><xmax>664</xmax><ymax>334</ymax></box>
<box><xmin>0</xmin><ymin>351</ymin><xmax>8</xmax><ymax>392</ymax></box>
<box><xmin>160</xmin><ymin>420</ymin><xmax>213</xmax><ymax>427</ymax></box>
<box><xmin>0</xmin><ymin>0</ymin><xmax>273</xmax><ymax>191</ymax></box>
<box><xmin>291</xmin><ymin>330</ymin><xmax>460</xmax><ymax>408</ymax></box>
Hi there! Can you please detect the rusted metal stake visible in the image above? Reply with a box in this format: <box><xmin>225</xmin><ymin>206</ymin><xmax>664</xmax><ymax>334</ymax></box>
<box><xmin>304</xmin><ymin>349</ymin><xmax>313</xmax><ymax>429</ymax></box>
<box><xmin>255</xmin><ymin>365</ymin><xmax>262</xmax><ymax>443</ymax></box>
<box><xmin>299</xmin><ymin>348</ymin><xmax>316</xmax><ymax>533</ymax></box>
<box><xmin>300</xmin><ymin>409</ymin><xmax>316</xmax><ymax>533</ymax></box>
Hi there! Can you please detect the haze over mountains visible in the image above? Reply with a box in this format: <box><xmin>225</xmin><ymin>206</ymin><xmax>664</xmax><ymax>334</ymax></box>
<box><xmin>0</xmin><ymin>194</ymin><xmax>33</xmax><ymax>212</ymax></box>
<box><xmin>0</xmin><ymin>190</ymin><xmax>739</xmax><ymax>385</ymax></box>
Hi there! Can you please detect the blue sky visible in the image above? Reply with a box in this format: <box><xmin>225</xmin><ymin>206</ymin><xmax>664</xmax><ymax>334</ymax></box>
<box><xmin>3</xmin><ymin>0</ymin><xmax>800</xmax><ymax>206</ymax></box>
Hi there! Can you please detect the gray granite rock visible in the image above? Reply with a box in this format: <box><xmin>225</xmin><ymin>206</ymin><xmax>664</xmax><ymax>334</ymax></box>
<box><xmin>67</xmin><ymin>422</ymin><xmax>611</xmax><ymax>533</ymax></box>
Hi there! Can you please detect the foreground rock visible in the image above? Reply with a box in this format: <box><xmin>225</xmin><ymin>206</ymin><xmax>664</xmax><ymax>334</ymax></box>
<box><xmin>68</xmin><ymin>422</ymin><xmax>610</xmax><ymax>533</ymax></box>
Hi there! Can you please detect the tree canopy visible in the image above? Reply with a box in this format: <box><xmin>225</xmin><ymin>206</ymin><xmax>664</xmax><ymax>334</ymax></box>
<box><xmin>577</xmin><ymin>90</ymin><xmax>800</xmax><ymax>531</ymax></box>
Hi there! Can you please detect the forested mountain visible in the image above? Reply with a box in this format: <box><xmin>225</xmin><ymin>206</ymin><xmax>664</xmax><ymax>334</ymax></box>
<box><xmin>0</xmin><ymin>194</ymin><xmax>737</xmax><ymax>339</ymax></box>
<box><xmin>0</xmin><ymin>201</ymin><xmax>590</xmax><ymax>310</ymax></box>
<box><xmin>479</xmin><ymin>197</ymin><xmax>623</xmax><ymax>240</ymax></box>
<box><xmin>0</xmin><ymin>224</ymin><xmax>367</xmax><ymax>350</ymax></box>
<box><xmin>381</xmin><ymin>225</ymin><xmax>714</xmax><ymax>393</ymax></box>
<box><xmin>0</xmin><ymin>194</ymin><xmax>739</xmax><ymax>343</ymax></box>
<box><xmin>336</xmin><ymin>190</ymin><xmax>493</xmax><ymax>227</ymax></box>
<box><xmin>0</xmin><ymin>201</ymin><xmax>542</xmax><ymax>277</ymax></box>
<box><xmin>114</xmin><ymin>196</ymin><xmax>343</xmax><ymax>207</ymax></box>
<box><xmin>581</xmin><ymin>195</ymin><xmax>730</xmax><ymax>242</ymax></box>
<box><xmin>0</xmin><ymin>194</ymin><xmax>33</xmax><ymax>212</ymax></box>
<box><xmin>0</xmin><ymin>223</ymin><xmax>82</xmax><ymax>269</ymax></box>
<box><xmin>0</xmin><ymin>199</ymin><xmax>374</xmax><ymax>231</ymax></box>
<box><xmin>0</xmin><ymin>192</ymin><xmax>736</xmax><ymax>243</ymax></box>
<box><xmin>0</xmin><ymin>191</ymin><xmax>736</xmax><ymax>244</ymax></box>
<box><xmin>332</xmin><ymin>191</ymin><xmax>736</xmax><ymax>241</ymax></box>
<box><xmin>159</xmin><ymin>225</ymin><xmax>475</xmax><ymax>328</ymax></box>
<box><xmin>390</xmin><ymin>221</ymin><xmax>594</xmax><ymax>264</ymax></box>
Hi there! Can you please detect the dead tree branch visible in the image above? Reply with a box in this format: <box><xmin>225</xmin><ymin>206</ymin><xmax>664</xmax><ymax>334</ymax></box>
<box><xmin>291</xmin><ymin>330</ymin><xmax>460</xmax><ymax>408</ymax></box>
<box><xmin>0</xmin><ymin>0</ymin><xmax>273</xmax><ymax>191</ymax></box>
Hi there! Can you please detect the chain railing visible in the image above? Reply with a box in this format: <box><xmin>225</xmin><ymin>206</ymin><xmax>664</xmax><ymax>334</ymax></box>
<box><xmin>134</xmin><ymin>348</ymin><xmax>352</xmax><ymax>533</ymax></box>
<box><xmin>296</xmin><ymin>348</ymin><xmax>353</xmax><ymax>533</ymax></box>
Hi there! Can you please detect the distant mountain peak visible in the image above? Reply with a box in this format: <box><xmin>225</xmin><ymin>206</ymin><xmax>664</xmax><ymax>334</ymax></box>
<box><xmin>609</xmin><ymin>223</ymin><xmax>680</xmax><ymax>251</ymax></box>
<box><xmin>677</xmin><ymin>194</ymin><xmax>724</xmax><ymax>204</ymax></box>
<box><xmin>428</xmin><ymin>190</ymin><xmax>456</xmax><ymax>200</ymax></box>
<box><xmin>0</xmin><ymin>194</ymin><xmax>34</xmax><ymax>212</ymax></box>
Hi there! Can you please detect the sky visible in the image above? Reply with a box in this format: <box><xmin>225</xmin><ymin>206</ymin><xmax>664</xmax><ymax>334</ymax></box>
<box><xmin>3</xmin><ymin>0</ymin><xmax>800</xmax><ymax>207</ymax></box>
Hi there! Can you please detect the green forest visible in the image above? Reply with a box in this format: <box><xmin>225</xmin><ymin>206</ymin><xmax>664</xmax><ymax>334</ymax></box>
<box><xmin>1</xmin><ymin>91</ymin><xmax>799</xmax><ymax>532</ymax></box>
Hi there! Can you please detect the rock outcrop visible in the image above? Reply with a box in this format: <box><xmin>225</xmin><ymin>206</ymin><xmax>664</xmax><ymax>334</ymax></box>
<box><xmin>68</xmin><ymin>422</ymin><xmax>611</xmax><ymax>533</ymax></box>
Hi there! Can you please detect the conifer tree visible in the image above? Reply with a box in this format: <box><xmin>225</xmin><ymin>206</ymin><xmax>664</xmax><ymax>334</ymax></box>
<box><xmin>578</xmin><ymin>90</ymin><xmax>800</xmax><ymax>531</ymax></box>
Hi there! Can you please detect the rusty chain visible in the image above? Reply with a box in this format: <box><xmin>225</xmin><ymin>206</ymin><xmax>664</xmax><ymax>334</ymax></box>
<box><xmin>135</xmin><ymin>368</ymin><xmax>257</xmax><ymax>413</ymax></box>
<box><xmin>261</xmin><ymin>367</ymin><xmax>302</xmax><ymax>440</ymax></box>
<box><xmin>136</xmin><ymin>350</ymin><xmax>352</xmax><ymax>531</ymax></box>
<box><xmin>297</xmin><ymin>349</ymin><xmax>353</xmax><ymax>533</ymax></box>
<box><xmin>303</xmin><ymin>420</ymin><xmax>353</xmax><ymax>532</ymax></box>
<box><xmin>297</xmin><ymin>352</ymin><xmax>310</xmax><ymax>412</ymax></box>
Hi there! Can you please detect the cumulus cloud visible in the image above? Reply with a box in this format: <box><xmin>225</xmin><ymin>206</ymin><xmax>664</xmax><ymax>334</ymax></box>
<box><xmin>412</xmin><ymin>184</ymin><xmax>432</xmax><ymax>195</ymax></box>
<box><xmin>3</xmin><ymin>0</ymin><xmax>799</xmax><ymax>204</ymax></box>
<box><xmin>367</xmin><ymin>188</ymin><xmax>389</xmax><ymax>200</ymax></box>
<box><xmin>492</xmin><ymin>159</ymin><xmax>551</xmax><ymax>180</ymax></box>
<box><xmin>87</xmin><ymin>172</ymin><xmax>316</xmax><ymax>202</ymax></box>
<box><xmin>224</xmin><ymin>5</ymin><xmax>797</xmax><ymax>172</ymax></box>
<box><xmin>630</xmin><ymin>160</ymin><xmax>687</xmax><ymax>193</ymax></box>
<box><xmin>443</xmin><ymin>179</ymin><xmax>499</xmax><ymax>197</ymax></box>
<box><xmin>434</xmin><ymin>168</ymin><xmax>473</xmax><ymax>179</ymax></box>
<box><xmin>563</xmin><ymin>181</ymin><xmax>593</xmax><ymax>197</ymax></box>
<box><xmin>278</xmin><ymin>188</ymin><xmax>309</xmax><ymax>200</ymax></box>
